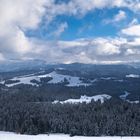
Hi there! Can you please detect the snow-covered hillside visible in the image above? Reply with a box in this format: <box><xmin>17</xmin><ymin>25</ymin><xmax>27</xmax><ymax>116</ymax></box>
<box><xmin>119</xmin><ymin>91</ymin><xmax>139</xmax><ymax>104</ymax></box>
<box><xmin>0</xmin><ymin>132</ymin><xmax>139</xmax><ymax>140</ymax></box>
<box><xmin>1</xmin><ymin>70</ymin><xmax>138</xmax><ymax>88</ymax></box>
<box><xmin>126</xmin><ymin>74</ymin><xmax>140</xmax><ymax>78</ymax></box>
<box><xmin>0</xmin><ymin>71</ymin><xmax>92</xmax><ymax>87</ymax></box>
<box><xmin>119</xmin><ymin>91</ymin><xmax>130</xmax><ymax>100</ymax></box>
<box><xmin>53</xmin><ymin>94</ymin><xmax>112</xmax><ymax>104</ymax></box>
<box><xmin>39</xmin><ymin>71</ymin><xmax>91</xmax><ymax>87</ymax></box>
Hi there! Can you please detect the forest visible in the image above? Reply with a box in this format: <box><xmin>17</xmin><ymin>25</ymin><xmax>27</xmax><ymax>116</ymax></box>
<box><xmin>0</xmin><ymin>88</ymin><xmax>140</xmax><ymax>136</ymax></box>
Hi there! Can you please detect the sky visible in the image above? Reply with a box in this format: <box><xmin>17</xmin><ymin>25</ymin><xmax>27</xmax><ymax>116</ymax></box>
<box><xmin>0</xmin><ymin>0</ymin><xmax>140</xmax><ymax>64</ymax></box>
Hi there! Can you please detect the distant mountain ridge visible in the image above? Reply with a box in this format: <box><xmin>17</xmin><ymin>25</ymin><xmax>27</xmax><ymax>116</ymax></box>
<box><xmin>0</xmin><ymin>60</ymin><xmax>140</xmax><ymax>74</ymax></box>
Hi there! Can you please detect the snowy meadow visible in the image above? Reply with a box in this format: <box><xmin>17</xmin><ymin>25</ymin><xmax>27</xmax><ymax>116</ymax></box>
<box><xmin>0</xmin><ymin>132</ymin><xmax>139</xmax><ymax>140</ymax></box>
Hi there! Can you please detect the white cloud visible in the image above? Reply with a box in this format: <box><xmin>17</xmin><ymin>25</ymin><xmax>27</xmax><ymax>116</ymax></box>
<box><xmin>114</xmin><ymin>10</ymin><xmax>126</xmax><ymax>22</ymax></box>
<box><xmin>47</xmin><ymin>0</ymin><xmax>140</xmax><ymax>18</ymax></box>
<box><xmin>0</xmin><ymin>0</ymin><xmax>140</xmax><ymax>64</ymax></box>
<box><xmin>125</xmin><ymin>49</ymin><xmax>137</xmax><ymax>55</ymax></box>
<box><xmin>53</xmin><ymin>22</ymin><xmax>68</xmax><ymax>37</ymax></box>
<box><xmin>128</xmin><ymin>18</ymin><xmax>139</xmax><ymax>26</ymax></box>
<box><xmin>127</xmin><ymin>38</ymin><xmax>140</xmax><ymax>46</ymax></box>
<box><xmin>0</xmin><ymin>53</ymin><xmax>5</xmax><ymax>61</ymax></box>
<box><xmin>95</xmin><ymin>39</ymin><xmax>121</xmax><ymax>55</ymax></box>
<box><xmin>32</xmin><ymin>37</ymin><xmax>140</xmax><ymax>64</ymax></box>
<box><xmin>42</xmin><ymin>0</ymin><xmax>140</xmax><ymax>25</ymax></box>
<box><xmin>104</xmin><ymin>10</ymin><xmax>126</xmax><ymax>24</ymax></box>
<box><xmin>122</xmin><ymin>24</ymin><xmax>140</xmax><ymax>36</ymax></box>
<box><xmin>0</xmin><ymin>0</ymin><xmax>47</xmax><ymax>60</ymax></box>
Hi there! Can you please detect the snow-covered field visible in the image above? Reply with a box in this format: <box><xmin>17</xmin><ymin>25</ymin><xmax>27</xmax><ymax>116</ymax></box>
<box><xmin>119</xmin><ymin>91</ymin><xmax>139</xmax><ymax>104</ymax></box>
<box><xmin>1</xmin><ymin>71</ymin><xmax>137</xmax><ymax>88</ymax></box>
<box><xmin>119</xmin><ymin>91</ymin><xmax>130</xmax><ymax>100</ymax></box>
<box><xmin>53</xmin><ymin>94</ymin><xmax>112</xmax><ymax>104</ymax></box>
<box><xmin>126</xmin><ymin>74</ymin><xmax>140</xmax><ymax>78</ymax></box>
<box><xmin>0</xmin><ymin>132</ymin><xmax>139</xmax><ymax>140</ymax></box>
<box><xmin>0</xmin><ymin>71</ymin><xmax>92</xmax><ymax>87</ymax></box>
<box><xmin>39</xmin><ymin>71</ymin><xmax>91</xmax><ymax>87</ymax></box>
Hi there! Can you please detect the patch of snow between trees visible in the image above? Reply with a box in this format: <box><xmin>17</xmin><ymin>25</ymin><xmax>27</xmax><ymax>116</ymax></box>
<box><xmin>53</xmin><ymin>94</ymin><xmax>112</xmax><ymax>104</ymax></box>
<box><xmin>126</xmin><ymin>74</ymin><xmax>140</xmax><ymax>78</ymax></box>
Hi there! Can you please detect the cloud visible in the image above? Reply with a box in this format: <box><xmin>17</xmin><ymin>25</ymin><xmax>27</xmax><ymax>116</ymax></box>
<box><xmin>113</xmin><ymin>10</ymin><xmax>126</xmax><ymax>22</ymax></box>
<box><xmin>46</xmin><ymin>0</ymin><xmax>140</xmax><ymax>18</ymax></box>
<box><xmin>0</xmin><ymin>0</ymin><xmax>140</xmax><ymax>64</ymax></box>
<box><xmin>104</xmin><ymin>10</ymin><xmax>126</xmax><ymax>24</ymax></box>
<box><xmin>0</xmin><ymin>0</ymin><xmax>47</xmax><ymax>60</ymax></box>
<box><xmin>125</xmin><ymin>48</ymin><xmax>139</xmax><ymax>55</ymax></box>
<box><xmin>0</xmin><ymin>53</ymin><xmax>5</xmax><ymax>61</ymax></box>
<box><xmin>42</xmin><ymin>0</ymin><xmax>140</xmax><ymax>26</ymax></box>
<box><xmin>52</xmin><ymin>22</ymin><xmax>68</xmax><ymax>37</ymax></box>
<box><xmin>122</xmin><ymin>24</ymin><xmax>140</xmax><ymax>36</ymax></box>
<box><xmin>31</xmin><ymin>36</ymin><xmax>140</xmax><ymax>64</ymax></box>
<box><xmin>93</xmin><ymin>38</ymin><xmax>121</xmax><ymax>55</ymax></box>
<box><xmin>128</xmin><ymin>18</ymin><xmax>139</xmax><ymax>26</ymax></box>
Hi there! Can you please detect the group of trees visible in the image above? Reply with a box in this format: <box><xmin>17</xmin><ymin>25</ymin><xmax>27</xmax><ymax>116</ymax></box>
<box><xmin>0</xmin><ymin>88</ymin><xmax>140</xmax><ymax>136</ymax></box>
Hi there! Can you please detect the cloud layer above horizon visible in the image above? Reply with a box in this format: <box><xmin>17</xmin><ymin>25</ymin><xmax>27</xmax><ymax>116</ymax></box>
<box><xmin>0</xmin><ymin>0</ymin><xmax>140</xmax><ymax>64</ymax></box>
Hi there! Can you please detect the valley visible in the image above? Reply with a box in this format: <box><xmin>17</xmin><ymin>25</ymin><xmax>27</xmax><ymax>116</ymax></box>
<box><xmin>0</xmin><ymin>63</ymin><xmax>140</xmax><ymax>136</ymax></box>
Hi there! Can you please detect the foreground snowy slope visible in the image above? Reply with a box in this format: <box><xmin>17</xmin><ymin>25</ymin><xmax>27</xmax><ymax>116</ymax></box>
<box><xmin>0</xmin><ymin>132</ymin><xmax>139</xmax><ymax>140</ymax></box>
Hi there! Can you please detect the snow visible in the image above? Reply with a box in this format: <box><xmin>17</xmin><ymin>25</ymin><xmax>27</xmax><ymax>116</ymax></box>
<box><xmin>91</xmin><ymin>79</ymin><xmax>98</xmax><ymax>83</ymax></box>
<box><xmin>101</xmin><ymin>77</ymin><xmax>115</xmax><ymax>80</ymax></box>
<box><xmin>114</xmin><ymin>79</ymin><xmax>124</xmax><ymax>82</ymax></box>
<box><xmin>127</xmin><ymin>100</ymin><xmax>139</xmax><ymax>104</ymax></box>
<box><xmin>126</xmin><ymin>74</ymin><xmax>140</xmax><ymax>78</ymax></box>
<box><xmin>0</xmin><ymin>71</ymin><xmax>92</xmax><ymax>87</ymax></box>
<box><xmin>120</xmin><ymin>91</ymin><xmax>139</xmax><ymax>104</ymax></box>
<box><xmin>119</xmin><ymin>91</ymin><xmax>130</xmax><ymax>100</ymax></box>
<box><xmin>56</xmin><ymin>68</ymin><xmax>66</xmax><ymax>70</ymax></box>
<box><xmin>100</xmin><ymin>77</ymin><xmax>125</xmax><ymax>82</ymax></box>
<box><xmin>53</xmin><ymin>94</ymin><xmax>112</xmax><ymax>104</ymax></box>
<box><xmin>0</xmin><ymin>132</ymin><xmax>139</xmax><ymax>140</ymax></box>
<box><xmin>39</xmin><ymin>71</ymin><xmax>91</xmax><ymax>87</ymax></box>
<box><xmin>1</xmin><ymin>75</ymin><xmax>40</xmax><ymax>87</ymax></box>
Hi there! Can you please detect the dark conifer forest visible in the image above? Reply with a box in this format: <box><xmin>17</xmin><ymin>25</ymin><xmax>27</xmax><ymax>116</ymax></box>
<box><xmin>0</xmin><ymin>86</ymin><xmax>140</xmax><ymax>136</ymax></box>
